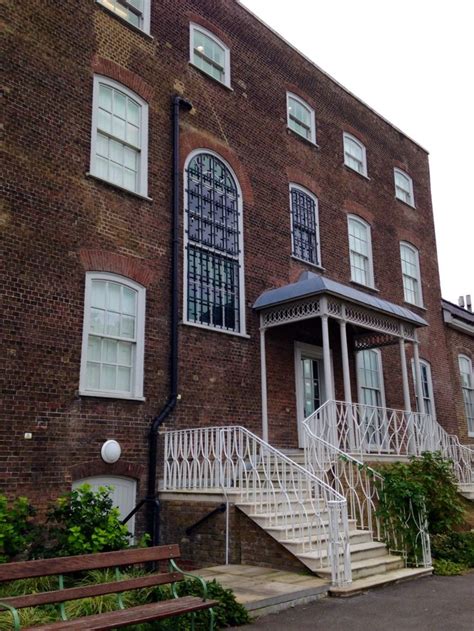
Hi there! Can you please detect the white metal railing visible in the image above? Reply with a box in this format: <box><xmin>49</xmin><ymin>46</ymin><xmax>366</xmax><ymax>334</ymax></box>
<box><xmin>163</xmin><ymin>425</ymin><xmax>352</xmax><ymax>586</ymax></box>
<box><xmin>306</xmin><ymin>400</ymin><xmax>473</xmax><ymax>484</ymax></box>
<box><xmin>303</xmin><ymin>426</ymin><xmax>431</xmax><ymax>568</ymax></box>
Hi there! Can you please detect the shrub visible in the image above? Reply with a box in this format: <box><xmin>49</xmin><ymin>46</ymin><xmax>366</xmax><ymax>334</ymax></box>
<box><xmin>431</xmin><ymin>532</ymin><xmax>474</xmax><ymax>567</ymax></box>
<box><xmin>432</xmin><ymin>559</ymin><xmax>468</xmax><ymax>576</ymax></box>
<box><xmin>0</xmin><ymin>495</ymin><xmax>36</xmax><ymax>562</ymax></box>
<box><xmin>45</xmin><ymin>484</ymin><xmax>130</xmax><ymax>557</ymax></box>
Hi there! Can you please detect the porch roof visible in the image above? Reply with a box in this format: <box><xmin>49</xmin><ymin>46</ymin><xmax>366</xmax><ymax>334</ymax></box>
<box><xmin>253</xmin><ymin>272</ymin><xmax>427</xmax><ymax>327</ymax></box>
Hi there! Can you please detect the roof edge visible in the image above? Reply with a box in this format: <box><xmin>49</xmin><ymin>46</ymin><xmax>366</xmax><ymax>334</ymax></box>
<box><xmin>236</xmin><ymin>1</ymin><xmax>429</xmax><ymax>154</ymax></box>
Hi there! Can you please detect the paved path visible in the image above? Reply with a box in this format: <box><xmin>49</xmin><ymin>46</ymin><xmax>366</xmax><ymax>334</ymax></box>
<box><xmin>230</xmin><ymin>573</ymin><xmax>474</xmax><ymax>631</ymax></box>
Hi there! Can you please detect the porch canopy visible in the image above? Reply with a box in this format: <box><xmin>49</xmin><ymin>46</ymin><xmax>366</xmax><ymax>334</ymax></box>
<box><xmin>253</xmin><ymin>271</ymin><xmax>428</xmax><ymax>442</ymax></box>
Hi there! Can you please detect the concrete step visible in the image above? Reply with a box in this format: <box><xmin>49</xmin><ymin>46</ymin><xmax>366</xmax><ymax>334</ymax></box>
<box><xmin>302</xmin><ymin>553</ymin><xmax>404</xmax><ymax>580</ymax></box>
<box><xmin>329</xmin><ymin>566</ymin><xmax>433</xmax><ymax>597</ymax></box>
<box><xmin>273</xmin><ymin>528</ymin><xmax>373</xmax><ymax>550</ymax></box>
<box><xmin>264</xmin><ymin>520</ymin><xmax>369</xmax><ymax>541</ymax></box>
<box><xmin>236</xmin><ymin>496</ymin><xmax>324</xmax><ymax>513</ymax></box>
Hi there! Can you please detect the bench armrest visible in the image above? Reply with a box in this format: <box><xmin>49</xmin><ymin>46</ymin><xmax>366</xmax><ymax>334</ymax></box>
<box><xmin>0</xmin><ymin>601</ymin><xmax>21</xmax><ymax>631</ymax></box>
<box><xmin>169</xmin><ymin>559</ymin><xmax>209</xmax><ymax>602</ymax></box>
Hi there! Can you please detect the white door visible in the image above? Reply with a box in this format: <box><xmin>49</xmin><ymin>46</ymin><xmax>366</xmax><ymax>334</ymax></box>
<box><xmin>72</xmin><ymin>476</ymin><xmax>137</xmax><ymax>536</ymax></box>
<box><xmin>295</xmin><ymin>343</ymin><xmax>328</xmax><ymax>448</ymax></box>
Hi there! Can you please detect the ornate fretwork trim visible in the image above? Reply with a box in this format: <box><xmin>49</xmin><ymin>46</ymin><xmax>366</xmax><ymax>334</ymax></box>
<box><xmin>353</xmin><ymin>333</ymin><xmax>399</xmax><ymax>351</ymax></box>
<box><xmin>262</xmin><ymin>298</ymin><xmax>321</xmax><ymax>328</ymax></box>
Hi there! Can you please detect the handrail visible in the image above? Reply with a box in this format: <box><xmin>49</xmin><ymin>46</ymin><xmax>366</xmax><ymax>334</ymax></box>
<box><xmin>163</xmin><ymin>425</ymin><xmax>352</xmax><ymax>586</ymax></box>
<box><xmin>303</xmin><ymin>414</ymin><xmax>432</xmax><ymax>568</ymax></box>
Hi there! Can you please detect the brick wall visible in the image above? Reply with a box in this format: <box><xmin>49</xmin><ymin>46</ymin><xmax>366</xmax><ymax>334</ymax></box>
<box><xmin>1</xmin><ymin>0</ymin><xmax>466</xmax><ymax>524</ymax></box>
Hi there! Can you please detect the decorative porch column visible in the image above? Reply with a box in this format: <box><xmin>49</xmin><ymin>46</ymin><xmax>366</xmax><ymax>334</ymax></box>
<box><xmin>412</xmin><ymin>339</ymin><xmax>425</xmax><ymax>415</ymax></box>
<box><xmin>259</xmin><ymin>316</ymin><xmax>269</xmax><ymax>443</ymax></box>
<box><xmin>399</xmin><ymin>338</ymin><xmax>411</xmax><ymax>413</ymax></box>
<box><xmin>339</xmin><ymin>319</ymin><xmax>352</xmax><ymax>404</ymax></box>
<box><xmin>321</xmin><ymin>306</ymin><xmax>334</xmax><ymax>400</ymax></box>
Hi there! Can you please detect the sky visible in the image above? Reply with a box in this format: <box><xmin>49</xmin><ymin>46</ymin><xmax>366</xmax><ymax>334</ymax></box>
<box><xmin>241</xmin><ymin>0</ymin><xmax>473</xmax><ymax>305</ymax></box>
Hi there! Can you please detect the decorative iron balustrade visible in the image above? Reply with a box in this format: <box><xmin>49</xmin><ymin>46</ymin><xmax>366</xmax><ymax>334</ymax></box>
<box><xmin>163</xmin><ymin>425</ymin><xmax>351</xmax><ymax>586</ymax></box>
<box><xmin>302</xmin><ymin>423</ymin><xmax>431</xmax><ymax>568</ymax></box>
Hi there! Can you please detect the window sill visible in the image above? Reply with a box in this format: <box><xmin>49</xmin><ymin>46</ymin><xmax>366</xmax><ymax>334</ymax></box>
<box><xmin>343</xmin><ymin>164</ymin><xmax>370</xmax><ymax>180</ymax></box>
<box><xmin>182</xmin><ymin>320</ymin><xmax>250</xmax><ymax>339</ymax></box>
<box><xmin>188</xmin><ymin>63</ymin><xmax>234</xmax><ymax>91</ymax></box>
<box><xmin>350</xmin><ymin>280</ymin><xmax>379</xmax><ymax>293</ymax></box>
<box><xmin>291</xmin><ymin>255</ymin><xmax>325</xmax><ymax>272</ymax></box>
<box><xmin>95</xmin><ymin>1</ymin><xmax>153</xmax><ymax>40</ymax></box>
<box><xmin>86</xmin><ymin>173</ymin><xmax>153</xmax><ymax>201</ymax></box>
<box><xmin>403</xmin><ymin>301</ymin><xmax>426</xmax><ymax>311</ymax></box>
<box><xmin>79</xmin><ymin>390</ymin><xmax>146</xmax><ymax>401</ymax></box>
<box><xmin>395</xmin><ymin>196</ymin><xmax>416</xmax><ymax>210</ymax></box>
<box><xmin>286</xmin><ymin>127</ymin><xmax>320</xmax><ymax>149</ymax></box>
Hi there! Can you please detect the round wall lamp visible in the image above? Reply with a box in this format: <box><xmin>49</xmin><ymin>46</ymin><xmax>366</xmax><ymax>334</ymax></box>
<box><xmin>101</xmin><ymin>440</ymin><xmax>122</xmax><ymax>464</ymax></box>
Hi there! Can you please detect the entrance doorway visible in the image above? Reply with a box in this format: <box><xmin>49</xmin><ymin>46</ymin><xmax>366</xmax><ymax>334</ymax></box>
<box><xmin>295</xmin><ymin>342</ymin><xmax>330</xmax><ymax>448</ymax></box>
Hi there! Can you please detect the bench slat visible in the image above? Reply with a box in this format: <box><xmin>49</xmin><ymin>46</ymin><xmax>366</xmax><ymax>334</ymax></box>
<box><xmin>23</xmin><ymin>596</ymin><xmax>218</xmax><ymax>630</ymax></box>
<box><xmin>0</xmin><ymin>545</ymin><xmax>181</xmax><ymax>582</ymax></box>
<box><xmin>0</xmin><ymin>572</ymin><xmax>183</xmax><ymax>609</ymax></box>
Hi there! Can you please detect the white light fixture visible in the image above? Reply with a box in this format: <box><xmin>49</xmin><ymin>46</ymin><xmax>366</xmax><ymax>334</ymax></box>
<box><xmin>101</xmin><ymin>440</ymin><xmax>121</xmax><ymax>464</ymax></box>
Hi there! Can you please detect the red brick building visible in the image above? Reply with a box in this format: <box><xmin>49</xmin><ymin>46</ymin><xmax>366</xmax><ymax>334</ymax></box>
<box><xmin>2</xmin><ymin>0</ymin><xmax>473</xmax><ymax>577</ymax></box>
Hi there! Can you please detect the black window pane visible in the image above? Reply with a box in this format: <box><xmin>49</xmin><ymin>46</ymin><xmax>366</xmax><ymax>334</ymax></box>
<box><xmin>291</xmin><ymin>189</ymin><xmax>318</xmax><ymax>265</ymax></box>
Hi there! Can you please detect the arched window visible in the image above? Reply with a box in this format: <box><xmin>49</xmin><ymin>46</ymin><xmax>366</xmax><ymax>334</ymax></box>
<box><xmin>400</xmin><ymin>242</ymin><xmax>423</xmax><ymax>306</ymax></box>
<box><xmin>184</xmin><ymin>151</ymin><xmax>245</xmax><ymax>334</ymax></box>
<box><xmin>290</xmin><ymin>184</ymin><xmax>321</xmax><ymax>266</ymax></box>
<box><xmin>190</xmin><ymin>23</ymin><xmax>231</xmax><ymax>87</ymax></box>
<box><xmin>90</xmin><ymin>75</ymin><xmax>149</xmax><ymax>196</ymax></box>
<box><xmin>394</xmin><ymin>168</ymin><xmax>415</xmax><ymax>206</ymax></box>
<box><xmin>347</xmin><ymin>215</ymin><xmax>375</xmax><ymax>288</ymax></box>
<box><xmin>79</xmin><ymin>272</ymin><xmax>146</xmax><ymax>399</ymax></box>
<box><xmin>286</xmin><ymin>93</ymin><xmax>316</xmax><ymax>144</ymax></box>
<box><xmin>343</xmin><ymin>132</ymin><xmax>367</xmax><ymax>176</ymax></box>
<box><xmin>97</xmin><ymin>0</ymin><xmax>151</xmax><ymax>34</ymax></box>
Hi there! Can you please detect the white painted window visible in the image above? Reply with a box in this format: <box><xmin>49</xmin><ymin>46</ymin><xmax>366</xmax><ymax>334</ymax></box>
<box><xmin>287</xmin><ymin>93</ymin><xmax>316</xmax><ymax>144</ymax></box>
<box><xmin>343</xmin><ymin>133</ymin><xmax>367</xmax><ymax>176</ymax></box>
<box><xmin>357</xmin><ymin>349</ymin><xmax>386</xmax><ymax>409</ymax></box>
<box><xmin>190</xmin><ymin>23</ymin><xmax>231</xmax><ymax>87</ymax></box>
<box><xmin>348</xmin><ymin>215</ymin><xmax>374</xmax><ymax>288</ymax></box>
<box><xmin>80</xmin><ymin>272</ymin><xmax>146</xmax><ymax>399</ymax></box>
<box><xmin>394</xmin><ymin>168</ymin><xmax>414</xmax><ymax>206</ymax></box>
<box><xmin>184</xmin><ymin>150</ymin><xmax>245</xmax><ymax>334</ymax></box>
<box><xmin>90</xmin><ymin>76</ymin><xmax>148</xmax><ymax>196</ymax></box>
<box><xmin>412</xmin><ymin>359</ymin><xmax>436</xmax><ymax>419</ymax></box>
<box><xmin>400</xmin><ymin>242</ymin><xmax>423</xmax><ymax>306</ymax></box>
<box><xmin>290</xmin><ymin>185</ymin><xmax>321</xmax><ymax>266</ymax></box>
<box><xmin>458</xmin><ymin>355</ymin><xmax>474</xmax><ymax>436</ymax></box>
<box><xmin>73</xmin><ymin>476</ymin><xmax>137</xmax><ymax>536</ymax></box>
<box><xmin>97</xmin><ymin>0</ymin><xmax>151</xmax><ymax>34</ymax></box>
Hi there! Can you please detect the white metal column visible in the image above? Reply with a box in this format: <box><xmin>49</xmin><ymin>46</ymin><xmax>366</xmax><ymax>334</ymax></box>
<box><xmin>321</xmin><ymin>307</ymin><xmax>334</xmax><ymax>400</ymax></box>
<box><xmin>260</xmin><ymin>317</ymin><xmax>269</xmax><ymax>442</ymax></box>
<box><xmin>339</xmin><ymin>319</ymin><xmax>352</xmax><ymax>404</ymax></box>
<box><xmin>413</xmin><ymin>339</ymin><xmax>425</xmax><ymax>414</ymax></box>
<box><xmin>399</xmin><ymin>338</ymin><xmax>411</xmax><ymax>412</ymax></box>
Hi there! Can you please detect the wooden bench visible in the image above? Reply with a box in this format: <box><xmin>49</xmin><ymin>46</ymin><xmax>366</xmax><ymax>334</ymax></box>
<box><xmin>0</xmin><ymin>544</ymin><xmax>217</xmax><ymax>630</ymax></box>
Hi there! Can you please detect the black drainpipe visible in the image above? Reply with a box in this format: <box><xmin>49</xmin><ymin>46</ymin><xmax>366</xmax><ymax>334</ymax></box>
<box><xmin>145</xmin><ymin>94</ymin><xmax>193</xmax><ymax>546</ymax></box>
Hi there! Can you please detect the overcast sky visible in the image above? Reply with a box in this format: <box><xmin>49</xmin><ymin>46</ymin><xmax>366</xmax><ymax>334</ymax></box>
<box><xmin>241</xmin><ymin>0</ymin><xmax>473</xmax><ymax>306</ymax></box>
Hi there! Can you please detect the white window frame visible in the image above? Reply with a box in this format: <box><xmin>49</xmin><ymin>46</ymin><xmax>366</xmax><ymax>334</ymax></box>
<box><xmin>356</xmin><ymin>349</ymin><xmax>387</xmax><ymax>409</ymax></box>
<box><xmin>79</xmin><ymin>272</ymin><xmax>146</xmax><ymax>400</ymax></box>
<box><xmin>343</xmin><ymin>132</ymin><xmax>367</xmax><ymax>177</ymax></box>
<box><xmin>411</xmin><ymin>358</ymin><xmax>436</xmax><ymax>420</ymax></box>
<box><xmin>400</xmin><ymin>242</ymin><xmax>423</xmax><ymax>307</ymax></box>
<box><xmin>90</xmin><ymin>75</ymin><xmax>149</xmax><ymax>197</ymax></box>
<box><xmin>183</xmin><ymin>149</ymin><xmax>246</xmax><ymax>337</ymax></box>
<box><xmin>189</xmin><ymin>23</ymin><xmax>231</xmax><ymax>88</ymax></box>
<box><xmin>394</xmin><ymin>168</ymin><xmax>415</xmax><ymax>207</ymax></box>
<box><xmin>458</xmin><ymin>354</ymin><xmax>474</xmax><ymax>436</ymax></box>
<box><xmin>96</xmin><ymin>0</ymin><xmax>151</xmax><ymax>35</ymax></box>
<box><xmin>289</xmin><ymin>184</ymin><xmax>322</xmax><ymax>268</ymax></box>
<box><xmin>286</xmin><ymin>92</ymin><xmax>316</xmax><ymax>144</ymax></box>
<box><xmin>347</xmin><ymin>215</ymin><xmax>375</xmax><ymax>288</ymax></box>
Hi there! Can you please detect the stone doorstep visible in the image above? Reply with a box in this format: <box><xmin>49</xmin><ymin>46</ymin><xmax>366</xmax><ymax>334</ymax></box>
<box><xmin>328</xmin><ymin>567</ymin><xmax>433</xmax><ymax>597</ymax></box>
<box><xmin>190</xmin><ymin>564</ymin><xmax>330</xmax><ymax>615</ymax></box>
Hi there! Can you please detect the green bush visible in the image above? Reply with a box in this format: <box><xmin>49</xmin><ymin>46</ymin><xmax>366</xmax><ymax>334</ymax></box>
<box><xmin>432</xmin><ymin>559</ymin><xmax>468</xmax><ymax>576</ymax></box>
<box><xmin>45</xmin><ymin>484</ymin><xmax>130</xmax><ymax>557</ymax></box>
<box><xmin>375</xmin><ymin>452</ymin><xmax>465</xmax><ymax>564</ymax></box>
<box><xmin>0</xmin><ymin>495</ymin><xmax>36</xmax><ymax>562</ymax></box>
<box><xmin>431</xmin><ymin>532</ymin><xmax>474</xmax><ymax>567</ymax></box>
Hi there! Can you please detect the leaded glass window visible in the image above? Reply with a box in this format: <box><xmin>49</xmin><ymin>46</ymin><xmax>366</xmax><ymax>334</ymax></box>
<box><xmin>400</xmin><ymin>242</ymin><xmax>422</xmax><ymax>306</ymax></box>
<box><xmin>185</xmin><ymin>152</ymin><xmax>242</xmax><ymax>332</ymax></box>
<box><xmin>290</xmin><ymin>186</ymin><xmax>320</xmax><ymax>265</ymax></box>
